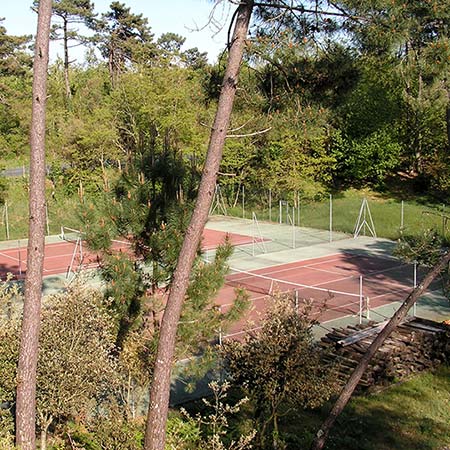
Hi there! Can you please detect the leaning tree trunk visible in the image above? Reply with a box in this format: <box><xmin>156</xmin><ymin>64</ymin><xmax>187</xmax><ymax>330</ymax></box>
<box><xmin>310</xmin><ymin>250</ymin><xmax>450</xmax><ymax>450</ymax></box>
<box><xmin>15</xmin><ymin>1</ymin><xmax>52</xmax><ymax>449</ymax></box>
<box><xmin>143</xmin><ymin>2</ymin><xmax>254</xmax><ymax>449</ymax></box>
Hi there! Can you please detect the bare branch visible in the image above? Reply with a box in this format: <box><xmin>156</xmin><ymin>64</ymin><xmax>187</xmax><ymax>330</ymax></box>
<box><xmin>226</xmin><ymin>126</ymin><xmax>272</xmax><ymax>138</ymax></box>
<box><xmin>218</xmin><ymin>171</ymin><xmax>237</xmax><ymax>176</ymax></box>
<box><xmin>253</xmin><ymin>1</ymin><xmax>365</xmax><ymax>20</ymax></box>
<box><xmin>228</xmin><ymin>118</ymin><xmax>253</xmax><ymax>132</ymax></box>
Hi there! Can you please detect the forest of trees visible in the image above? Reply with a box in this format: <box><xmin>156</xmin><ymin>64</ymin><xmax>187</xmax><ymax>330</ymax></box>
<box><xmin>1</xmin><ymin>0</ymin><xmax>449</xmax><ymax>201</ymax></box>
<box><xmin>0</xmin><ymin>0</ymin><xmax>449</xmax><ymax>449</ymax></box>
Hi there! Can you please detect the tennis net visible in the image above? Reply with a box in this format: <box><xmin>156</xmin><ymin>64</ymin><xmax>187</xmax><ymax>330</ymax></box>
<box><xmin>226</xmin><ymin>266</ymin><xmax>361</xmax><ymax>305</ymax></box>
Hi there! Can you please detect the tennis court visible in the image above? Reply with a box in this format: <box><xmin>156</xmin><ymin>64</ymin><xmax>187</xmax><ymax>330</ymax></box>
<box><xmin>1</xmin><ymin>215</ymin><xmax>447</xmax><ymax>334</ymax></box>
<box><xmin>217</xmin><ymin>252</ymin><xmax>436</xmax><ymax>340</ymax></box>
<box><xmin>0</xmin><ymin>227</ymin><xmax>259</xmax><ymax>279</ymax></box>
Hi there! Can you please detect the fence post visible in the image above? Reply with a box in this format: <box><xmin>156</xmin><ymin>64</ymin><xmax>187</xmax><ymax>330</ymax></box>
<box><xmin>18</xmin><ymin>240</ymin><xmax>22</xmax><ymax>276</ymax></box>
<box><xmin>329</xmin><ymin>193</ymin><xmax>333</xmax><ymax>243</ymax></box>
<box><xmin>292</xmin><ymin>206</ymin><xmax>296</xmax><ymax>249</ymax></box>
<box><xmin>45</xmin><ymin>203</ymin><xmax>50</xmax><ymax>236</ymax></box>
<box><xmin>5</xmin><ymin>201</ymin><xmax>9</xmax><ymax>240</ymax></box>
<box><xmin>286</xmin><ymin>200</ymin><xmax>289</xmax><ymax>225</ymax></box>
<box><xmin>269</xmin><ymin>189</ymin><xmax>272</xmax><ymax>222</ymax></box>
<box><xmin>400</xmin><ymin>200</ymin><xmax>404</xmax><ymax>232</ymax></box>
<box><xmin>242</xmin><ymin>185</ymin><xmax>245</xmax><ymax>219</ymax></box>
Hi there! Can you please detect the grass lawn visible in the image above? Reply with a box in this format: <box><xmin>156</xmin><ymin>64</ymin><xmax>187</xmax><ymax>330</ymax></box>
<box><xmin>0</xmin><ymin>177</ymin><xmax>84</xmax><ymax>241</ymax></box>
<box><xmin>1</xmin><ymin>177</ymin><xmax>448</xmax><ymax>242</ymax></box>
<box><xmin>227</xmin><ymin>188</ymin><xmax>448</xmax><ymax>240</ymax></box>
<box><xmin>280</xmin><ymin>365</ymin><xmax>450</xmax><ymax>450</ymax></box>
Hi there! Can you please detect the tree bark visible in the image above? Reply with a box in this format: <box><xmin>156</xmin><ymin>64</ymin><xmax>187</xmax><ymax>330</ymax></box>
<box><xmin>142</xmin><ymin>2</ymin><xmax>254</xmax><ymax>449</ymax></box>
<box><xmin>15</xmin><ymin>1</ymin><xmax>52</xmax><ymax>449</ymax></box>
<box><xmin>63</xmin><ymin>17</ymin><xmax>72</xmax><ymax>100</ymax></box>
<box><xmin>310</xmin><ymin>250</ymin><xmax>450</xmax><ymax>450</ymax></box>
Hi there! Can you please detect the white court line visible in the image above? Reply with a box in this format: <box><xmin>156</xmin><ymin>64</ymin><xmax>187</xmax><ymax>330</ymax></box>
<box><xmin>0</xmin><ymin>251</ymin><xmax>20</xmax><ymax>262</ymax></box>
<box><xmin>228</xmin><ymin>270</ymin><xmax>360</xmax><ymax>293</ymax></box>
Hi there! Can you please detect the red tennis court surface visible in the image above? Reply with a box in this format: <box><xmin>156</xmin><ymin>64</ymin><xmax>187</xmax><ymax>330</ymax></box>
<box><xmin>0</xmin><ymin>229</ymin><xmax>256</xmax><ymax>279</ymax></box>
<box><xmin>218</xmin><ymin>253</ymin><xmax>431</xmax><ymax>340</ymax></box>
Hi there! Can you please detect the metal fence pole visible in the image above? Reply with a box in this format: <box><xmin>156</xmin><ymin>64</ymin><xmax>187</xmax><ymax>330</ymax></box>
<box><xmin>292</xmin><ymin>206</ymin><xmax>296</xmax><ymax>249</ymax></box>
<box><xmin>269</xmin><ymin>188</ymin><xmax>272</xmax><ymax>222</ymax></box>
<box><xmin>400</xmin><ymin>200</ymin><xmax>404</xmax><ymax>232</ymax></box>
<box><xmin>329</xmin><ymin>193</ymin><xmax>333</xmax><ymax>243</ymax></box>
<box><xmin>359</xmin><ymin>276</ymin><xmax>363</xmax><ymax>324</ymax></box>
<box><xmin>45</xmin><ymin>203</ymin><xmax>50</xmax><ymax>236</ymax></box>
<box><xmin>242</xmin><ymin>185</ymin><xmax>245</xmax><ymax>219</ymax></box>
<box><xmin>18</xmin><ymin>239</ymin><xmax>22</xmax><ymax>276</ymax></box>
<box><xmin>5</xmin><ymin>201</ymin><xmax>10</xmax><ymax>240</ymax></box>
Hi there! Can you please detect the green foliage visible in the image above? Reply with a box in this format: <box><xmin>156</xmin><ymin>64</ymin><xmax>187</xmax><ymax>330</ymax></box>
<box><xmin>395</xmin><ymin>229</ymin><xmax>449</xmax><ymax>268</ymax></box>
<box><xmin>96</xmin><ymin>1</ymin><xmax>156</xmax><ymax>84</ymax></box>
<box><xmin>166</xmin><ymin>382</ymin><xmax>255</xmax><ymax>450</ymax></box>
<box><xmin>45</xmin><ymin>65</ymin><xmax>120</xmax><ymax>193</ymax></box>
<box><xmin>66</xmin><ymin>412</ymin><xmax>144</xmax><ymax>450</ymax></box>
<box><xmin>0</xmin><ymin>280</ymin><xmax>118</xmax><ymax>445</ymax></box>
<box><xmin>331</xmin><ymin>129</ymin><xmax>401</xmax><ymax>186</ymax></box>
<box><xmin>0</xmin><ymin>170</ymin><xmax>7</xmax><ymax>205</ymax></box>
<box><xmin>36</xmin><ymin>282</ymin><xmax>118</xmax><ymax>431</ymax></box>
<box><xmin>223</xmin><ymin>293</ymin><xmax>335</xmax><ymax>448</ymax></box>
<box><xmin>395</xmin><ymin>229</ymin><xmax>450</xmax><ymax>299</ymax></box>
<box><xmin>0</xmin><ymin>276</ymin><xmax>20</xmax><ymax>441</ymax></box>
<box><xmin>0</xmin><ymin>19</ymin><xmax>31</xmax><ymax>76</ymax></box>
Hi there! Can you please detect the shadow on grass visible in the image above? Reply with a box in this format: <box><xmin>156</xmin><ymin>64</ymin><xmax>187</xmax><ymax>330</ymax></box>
<box><xmin>281</xmin><ymin>367</ymin><xmax>450</xmax><ymax>450</ymax></box>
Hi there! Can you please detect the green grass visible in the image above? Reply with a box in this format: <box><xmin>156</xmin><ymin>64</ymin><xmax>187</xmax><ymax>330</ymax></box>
<box><xmin>226</xmin><ymin>188</ymin><xmax>448</xmax><ymax>240</ymax></box>
<box><xmin>0</xmin><ymin>178</ymin><xmax>84</xmax><ymax>241</ymax></box>
<box><xmin>1</xmin><ymin>178</ymin><xmax>448</xmax><ymax>242</ymax></box>
<box><xmin>278</xmin><ymin>365</ymin><xmax>450</xmax><ymax>450</ymax></box>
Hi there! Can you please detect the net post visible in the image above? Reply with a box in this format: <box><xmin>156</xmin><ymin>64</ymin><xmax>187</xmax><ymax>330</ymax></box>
<box><xmin>366</xmin><ymin>296</ymin><xmax>370</xmax><ymax>321</ymax></box>
<box><xmin>297</xmin><ymin>193</ymin><xmax>300</xmax><ymax>226</ymax></box>
<box><xmin>295</xmin><ymin>290</ymin><xmax>299</xmax><ymax>314</ymax></box>
<box><xmin>359</xmin><ymin>275</ymin><xmax>363</xmax><ymax>324</ymax></box>
<box><xmin>67</xmin><ymin>238</ymin><xmax>79</xmax><ymax>279</ymax></box>
<box><xmin>18</xmin><ymin>240</ymin><xmax>22</xmax><ymax>276</ymax></box>
<box><xmin>279</xmin><ymin>200</ymin><xmax>282</xmax><ymax>224</ymax></box>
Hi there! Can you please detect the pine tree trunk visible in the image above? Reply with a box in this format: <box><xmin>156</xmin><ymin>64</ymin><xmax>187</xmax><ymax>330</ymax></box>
<box><xmin>63</xmin><ymin>17</ymin><xmax>72</xmax><ymax>100</ymax></box>
<box><xmin>310</xmin><ymin>250</ymin><xmax>450</xmax><ymax>450</ymax></box>
<box><xmin>15</xmin><ymin>1</ymin><xmax>52</xmax><ymax>449</ymax></box>
<box><xmin>142</xmin><ymin>2</ymin><xmax>254</xmax><ymax>449</ymax></box>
